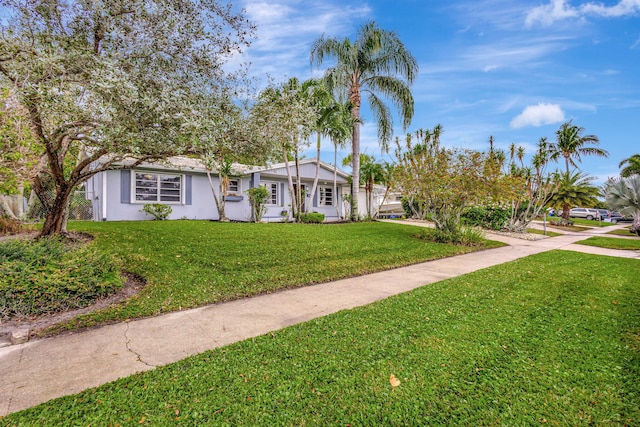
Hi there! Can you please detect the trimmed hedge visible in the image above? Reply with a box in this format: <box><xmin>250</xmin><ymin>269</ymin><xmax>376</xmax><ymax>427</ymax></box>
<box><xmin>299</xmin><ymin>212</ymin><xmax>325</xmax><ymax>223</ymax></box>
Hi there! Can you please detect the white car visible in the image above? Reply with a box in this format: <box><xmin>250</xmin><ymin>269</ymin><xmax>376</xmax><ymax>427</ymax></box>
<box><xmin>569</xmin><ymin>208</ymin><xmax>599</xmax><ymax>220</ymax></box>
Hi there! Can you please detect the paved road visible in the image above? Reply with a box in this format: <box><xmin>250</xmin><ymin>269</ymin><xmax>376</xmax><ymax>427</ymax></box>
<box><xmin>1</xmin><ymin>222</ymin><xmax>638</xmax><ymax>416</ymax></box>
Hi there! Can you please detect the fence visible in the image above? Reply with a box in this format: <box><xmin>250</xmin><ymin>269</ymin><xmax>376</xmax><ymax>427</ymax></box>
<box><xmin>26</xmin><ymin>190</ymin><xmax>94</xmax><ymax>221</ymax></box>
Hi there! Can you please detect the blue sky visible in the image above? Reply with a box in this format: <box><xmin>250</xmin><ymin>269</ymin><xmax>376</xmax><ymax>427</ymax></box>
<box><xmin>236</xmin><ymin>0</ymin><xmax>640</xmax><ymax>183</ymax></box>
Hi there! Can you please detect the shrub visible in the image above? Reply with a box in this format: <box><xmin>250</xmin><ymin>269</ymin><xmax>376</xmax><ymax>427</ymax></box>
<box><xmin>0</xmin><ymin>238</ymin><xmax>122</xmax><ymax>318</ymax></box>
<box><xmin>299</xmin><ymin>212</ymin><xmax>325</xmax><ymax>223</ymax></box>
<box><xmin>247</xmin><ymin>186</ymin><xmax>269</xmax><ymax>222</ymax></box>
<box><xmin>462</xmin><ymin>206</ymin><xmax>510</xmax><ymax>230</ymax></box>
<box><xmin>415</xmin><ymin>226</ymin><xmax>485</xmax><ymax>246</ymax></box>
<box><xmin>141</xmin><ymin>203</ymin><xmax>172</xmax><ymax>220</ymax></box>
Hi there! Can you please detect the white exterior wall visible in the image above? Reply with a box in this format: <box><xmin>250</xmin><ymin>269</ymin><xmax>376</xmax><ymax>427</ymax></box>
<box><xmin>94</xmin><ymin>169</ymin><xmax>257</xmax><ymax>221</ymax></box>
<box><xmin>88</xmin><ymin>159</ymin><xmax>351</xmax><ymax>222</ymax></box>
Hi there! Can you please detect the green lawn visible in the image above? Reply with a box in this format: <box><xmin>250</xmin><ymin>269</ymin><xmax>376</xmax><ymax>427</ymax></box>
<box><xmin>5</xmin><ymin>251</ymin><xmax>639</xmax><ymax>425</ymax></box>
<box><xmin>608</xmin><ymin>227</ymin><xmax>635</xmax><ymax>236</ymax></box>
<box><xmin>50</xmin><ymin>221</ymin><xmax>501</xmax><ymax>331</ymax></box>
<box><xmin>576</xmin><ymin>236</ymin><xmax>640</xmax><ymax>250</ymax></box>
<box><xmin>570</xmin><ymin>218</ymin><xmax>618</xmax><ymax>227</ymax></box>
<box><xmin>525</xmin><ymin>227</ymin><xmax>561</xmax><ymax>237</ymax></box>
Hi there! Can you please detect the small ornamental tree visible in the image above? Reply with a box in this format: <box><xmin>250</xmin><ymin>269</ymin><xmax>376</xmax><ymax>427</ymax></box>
<box><xmin>393</xmin><ymin>126</ymin><xmax>497</xmax><ymax>237</ymax></box>
<box><xmin>247</xmin><ymin>186</ymin><xmax>269</xmax><ymax>222</ymax></box>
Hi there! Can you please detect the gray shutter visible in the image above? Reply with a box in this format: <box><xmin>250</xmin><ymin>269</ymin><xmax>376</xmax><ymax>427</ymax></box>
<box><xmin>185</xmin><ymin>175</ymin><xmax>192</xmax><ymax>205</ymax></box>
<box><xmin>280</xmin><ymin>182</ymin><xmax>285</xmax><ymax>206</ymax></box>
<box><xmin>121</xmin><ymin>170</ymin><xmax>131</xmax><ymax>204</ymax></box>
<box><xmin>313</xmin><ymin>187</ymin><xmax>318</xmax><ymax>208</ymax></box>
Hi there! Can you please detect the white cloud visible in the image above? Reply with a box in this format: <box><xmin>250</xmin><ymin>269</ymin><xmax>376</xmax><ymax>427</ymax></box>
<box><xmin>525</xmin><ymin>0</ymin><xmax>640</xmax><ymax>28</ymax></box>
<box><xmin>510</xmin><ymin>103</ymin><xmax>565</xmax><ymax>128</ymax></box>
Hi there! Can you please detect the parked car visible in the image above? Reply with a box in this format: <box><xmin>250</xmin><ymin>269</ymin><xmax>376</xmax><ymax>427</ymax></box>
<box><xmin>609</xmin><ymin>211</ymin><xmax>628</xmax><ymax>223</ymax></box>
<box><xmin>569</xmin><ymin>207</ymin><xmax>599</xmax><ymax>220</ymax></box>
<box><xmin>595</xmin><ymin>209</ymin><xmax>610</xmax><ymax>220</ymax></box>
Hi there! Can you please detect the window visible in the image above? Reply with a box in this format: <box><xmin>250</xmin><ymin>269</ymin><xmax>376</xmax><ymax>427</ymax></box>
<box><xmin>228</xmin><ymin>179</ymin><xmax>241</xmax><ymax>193</ymax></box>
<box><xmin>263</xmin><ymin>182</ymin><xmax>279</xmax><ymax>205</ymax></box>
<box><xmin>319</xmin><ymin>186</ymin><xmax>333</xmax><ymax>206</ymax></box>
<box><xmin>134</xmin><ymin>171</ymin><xmax>182</xmax><ymax>203</ymax></box>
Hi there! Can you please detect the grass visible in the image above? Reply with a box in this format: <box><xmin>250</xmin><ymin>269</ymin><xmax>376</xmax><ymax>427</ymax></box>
<box><xmin>608</xmin><ymin>227</ymin><xmax>635</xmax><ymax>236</ymax></box>
<box><xmin>5</xmin><ymin>251</ymin><xmax>639</xmax><ymax>425</ymax></box>
<box><xmin>570</xmin><ymin>218</ymin><xmax>618</xmax><ymax>227</ymax></box>
<box><xmin>576</xmin><ymin>236</ymin><xmax>640</xmax><ymax>250</ymax></box>
<box><xmin>525</xmin><ymin>228</ymin><xmax>561</xmax><ymax>237</ymax></box>
<box><xmin>44</xmin><ymin>221</ymin><xmax>502</xmax><ymax>331</ymax></box>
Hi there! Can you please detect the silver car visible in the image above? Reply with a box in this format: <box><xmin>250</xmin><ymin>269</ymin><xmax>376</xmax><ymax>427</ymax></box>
<box><xmin>569</xmin><ymin>207</ymin><xmax>599</xmax><ymax>220</ymax></box>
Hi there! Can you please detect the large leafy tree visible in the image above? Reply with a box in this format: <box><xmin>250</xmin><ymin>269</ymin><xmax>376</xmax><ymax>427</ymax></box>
<box><xmin>0</xmin><ymin>0</ymin><xmax>254</xmax><ymax>236</ymax></box>
<box><xmin>310</xmin><ymin>21</ymin><xmax>418</xmax><ymax>220</ymax></box>
<box><xmin>249</xmin><ymin>78</ymin><xmax>316</xmax><ymax>221</ymax></box>
<box><xmin>191</xmin><ymin>96</ymin><xmax>264</xmax><ymax>222</ymax></box>
<box><xmin>604</xmin><ymin>175</ymin><xmax>640</xmax><ymax>234</ymax></box>
<box><xmin>619</xmin><ymin>154</ymin><xmax>640</xmax><ymax>177</ymax></box>
<box><xmin>549</xmin><ymin>121</ymin><xmax>608</xmax><ymax>173</ymax></box>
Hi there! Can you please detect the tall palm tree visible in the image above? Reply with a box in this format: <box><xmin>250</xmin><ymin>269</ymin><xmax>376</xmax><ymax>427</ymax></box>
<box><xmin>325</xmin><ymin>100</ymin><xmax>353</xmax><ymax>219</ymax></box>
<box><xmin>310</xmin><ymin>21</ymin><xmax>418</xmax><ymax>220</ymax></box>
<box><xmin>549</xmin><ymin>121</ymin><xmax>608</xmax><ymax>173</ymax></box>
<box><xmin>619</xmin><ymin>154</ymin><xmax>640</xmax><ymax>177</ymax></box>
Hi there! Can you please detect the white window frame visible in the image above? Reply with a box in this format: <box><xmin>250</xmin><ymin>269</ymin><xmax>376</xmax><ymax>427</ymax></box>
<box><xmin>319</xmin><ymin>186</ymin><xmax>334</xmax><ymax>207</ymax></box>
<box><xmin>262</xmin><ymin>181</ymin><xmax>279</xmax><ymax>206</ymax></box>
<box><xmin>228</xmin><ymin>178</ymin><xmax>241</xmax><ymax>194</ymax></box>
<box><xmin>132</xmin><ymin>170</ymin><xmax>183</xmax><ymax>204</ymax></box>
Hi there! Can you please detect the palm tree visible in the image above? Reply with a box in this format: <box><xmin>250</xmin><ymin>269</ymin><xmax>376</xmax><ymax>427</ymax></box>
<box><xmin>549</xmin><ymin>121</ymin><xmax>609</xmax><ymax>173</ymax></box>
<box><xmin>619</xmin><ymin>154</ymin><xmax>640</xmax><ymax>177</ymax></box>
<box><xmin>548</xmin><ymin>171</ymin><xmax>600</xmax><ymax>223</ymax></box>
<box><xmin>310</xmin><ymin>21</ymin><xmax>418</xmax><ymax>220</ymax></box>
<box><xmin>325</xmin><ymin>100</ymin><xmax>353</xmax><ymax>219</ymax></box>
<box><xmin>342</xmin><ymin>153</ymin><xmax>384</xmax><ymax>218</ymax></box>
<box><xmin>604</xmin><ymin>175</ymin><xmax>640</xmax><ymax>234</ymax></box>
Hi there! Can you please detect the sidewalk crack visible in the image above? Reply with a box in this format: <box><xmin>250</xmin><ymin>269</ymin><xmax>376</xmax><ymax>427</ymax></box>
<box><xmin>124</xmin><ymin>322</ymin><xmax>157</xmax><ymax>368</ymax></box>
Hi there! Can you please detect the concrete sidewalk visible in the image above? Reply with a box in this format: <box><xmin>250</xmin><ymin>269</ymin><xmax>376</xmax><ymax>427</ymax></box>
<box><xmin>1</xmin><ymin>222</ymin><xmax>638</xmax><ymax>416</ymax></box>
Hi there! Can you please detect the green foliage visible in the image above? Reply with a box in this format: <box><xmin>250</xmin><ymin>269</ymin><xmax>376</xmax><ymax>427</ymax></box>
<box><xmin>394</xmin><ymin>126</ymin><xmax>508</xmax><ymax>236</ymax></box>
<box><xmin>462</xmin><ymin>206</ymin><xmax>511</xmax><ymax>230</ymax></box>
<box><xmin>415</xmin><ymin>226</ymin><xmax>486</xmax><ymax>246</ymax></box>
<box><xmin>0</xmin><ymin>1</ymin><xmax>254</xmax><ymax>235</ymax></box>
<box><xmin>401</xmin><ymin>196</ymin><xmax>421</xmax><ymax>218</ymax></box>
<box><xmin>299</xmin><ymin>212</ymin><xmax>325</xmax><ymax>223</ymax></box>
<box><xmin>247</xmin><ymin>186</ymin><xmax>269</xmax><ymax>222</ymax></box>
<box><xmin>140</xmin><ymin>204</ymin><xmax>172</xmax><ymax>220</ymax></box>
<box><xmin>7</xmin><ymin>251</ymin><xmax>639</xmax><ymax>425</ymax></box>
<box><xmin>52</xmin><ymin>221</ymin><xmax>500</xmax><ymax>330</ymax></box>
<box><xmin>0</xmin><ymin>238</ymin><xmax>122</xmax><ymax>318</ymax></box>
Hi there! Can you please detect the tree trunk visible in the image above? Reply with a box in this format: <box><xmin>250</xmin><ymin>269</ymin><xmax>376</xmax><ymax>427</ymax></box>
<box><xmin>283</xmin><ymin>145</ymin><xmax>297</xmax><ymax>221</ymax></box>
<box><xmin>38</xmin><ymin>183</ymin><xmax>74</xmax><ymax>237</ymax></box>
<box><xmin>308</xmin><ymin>132</ymin><xmax>321</xmax><ymax>213</ymax></box>
<box><xmin>206</xmin><ymin>170</ymin><xmax>228</xmax><ymax>222</ymax></box>
<box><xmin>351</xmin><ymin>117</ymin><xmax>360</xmax><ymax>221</ymax></box>
<box><xmin>333</xmin><ymin>144</ymin><xmax>340</xmax><ymax>219</ymax></box>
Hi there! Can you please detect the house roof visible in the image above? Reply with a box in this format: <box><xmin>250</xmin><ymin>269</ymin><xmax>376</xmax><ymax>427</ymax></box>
<box><xmin>115</xmin><ymin>156</ymin><xmax>350</xmax><ymax>180</ymax></box>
